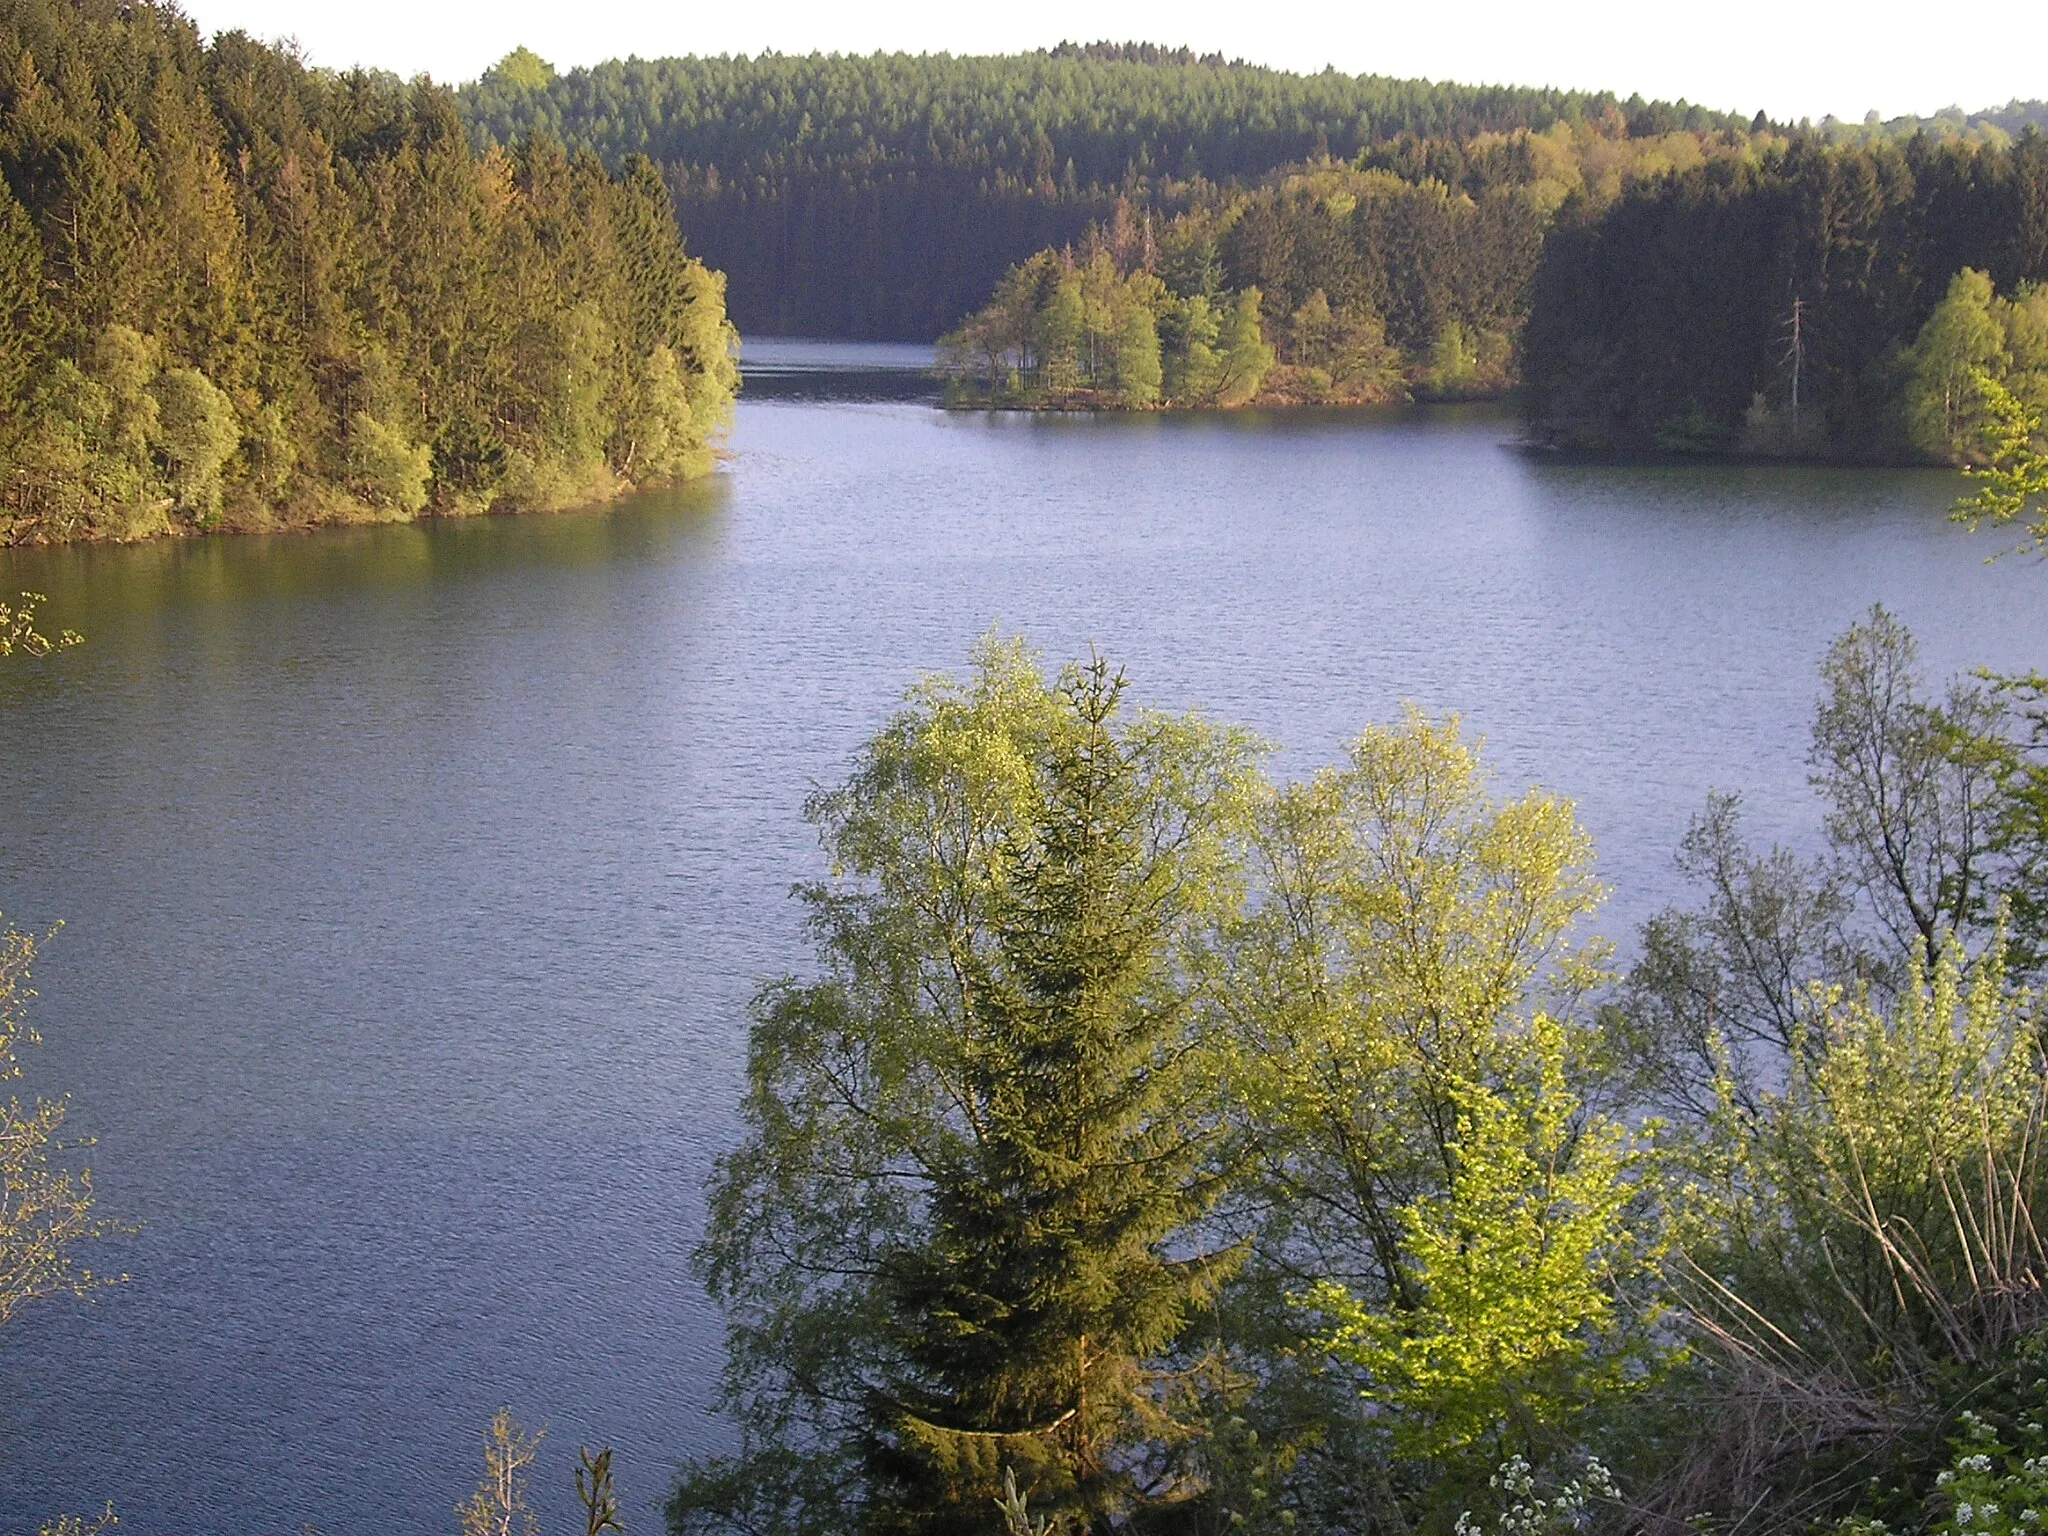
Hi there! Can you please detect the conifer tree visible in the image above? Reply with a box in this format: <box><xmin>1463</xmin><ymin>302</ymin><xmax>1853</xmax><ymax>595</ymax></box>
<box><xmin>867</xmin><ymin>656</ymin><xmax>1249</xmax><ymax>1535</ymax></box>
<box><xmin>0</xmin><ymin>180</ymin><xmax>48</xmax><ymax>417</ymax></box>
<box><xmin>674</xmin><ymin>642</ymin><xmax>1261</xmax><ymax>1536</ymax></box>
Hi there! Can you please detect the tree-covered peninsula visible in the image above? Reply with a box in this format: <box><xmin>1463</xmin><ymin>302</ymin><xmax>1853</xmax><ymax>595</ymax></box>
<box><xmin>0</xmin><ymin>0</ymin><xmax>737</xmax><ymax>546</ymax></box>
<box><xmin>460</xmin><ymin>44</ymin><xmax>1741</xmax><ymax>343</ymax></box>
<box><xmin>937</xmin><ymin>121</ymin><xmax>2048</xmax><ymax>459</ymax></box>
<box><xmin>934</xmin><ymin>123</ymin><xmax>1772</xmax><ymax>409</ymax></box>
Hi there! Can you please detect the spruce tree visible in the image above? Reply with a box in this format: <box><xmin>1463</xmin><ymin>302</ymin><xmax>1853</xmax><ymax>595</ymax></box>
<box><xmin>867</xmin><ymin>657</ymin><xmax>1245</xmax><ymax>1535</ymax></box>
<box><xmin>674</xmin><ymin>643</ymin><xmax>1260</xmax><ymax>1536</ymax></box>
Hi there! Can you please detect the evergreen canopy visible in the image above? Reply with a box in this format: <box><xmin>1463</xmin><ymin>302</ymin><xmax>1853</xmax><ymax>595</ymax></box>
<box><xmin>0</xmin><ymin>0</ymin><xmax>737</xmax><ymax>543</ymax></box>
<box><xmin>460</xmin><ymin>47</ymin><xmax>1740</xmax><ymax>340</ymax></box>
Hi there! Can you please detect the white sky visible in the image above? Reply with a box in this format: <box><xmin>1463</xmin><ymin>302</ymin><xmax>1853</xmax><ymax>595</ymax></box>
<box><xmin>186</xmin><ymin>0</ymin><xmax>2043</xmax><ymax>126</ymax></box>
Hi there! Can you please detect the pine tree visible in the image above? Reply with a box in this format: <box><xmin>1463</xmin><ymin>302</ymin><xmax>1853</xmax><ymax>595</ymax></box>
<box><xmin>867</xmin><ymin>658</ymin><xmax>1246</xmax><ymax>1535</ymax></box>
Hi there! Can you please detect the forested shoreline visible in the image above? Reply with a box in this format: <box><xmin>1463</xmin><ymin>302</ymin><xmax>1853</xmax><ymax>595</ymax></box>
<box><xmin>460</xmin><ymin>44</ymin><xmax>1742</xmax><ymax>343</ymax></box>
<box><xmin>1523</xmin><ymin>134</ymin><xmax>2048</xmax><ymax>460</ymax></box>
<box><xmin>452</xmin><ymin>41</ymin><xmax>2048</xmax><ymax>465</ymax></box>
<box><xmin>936</xmin><ymin>124</ymin><xmax>2048</xmax><ymax>464</ymax></box>
<box><xmin>0</xmin><ymin>0</ymin><xmax>737</xmax><ymax>548</ymax></box>
<box><xmin>934</xmin><ymin>125</ymin><xmax>1771</xmax><ymax>410</ymax></box>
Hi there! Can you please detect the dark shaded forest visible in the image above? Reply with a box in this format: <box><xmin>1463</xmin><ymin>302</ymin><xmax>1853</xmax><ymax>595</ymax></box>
<box><xmin>458</xmin><ymin>45</ymin><xmax>1742</xmax><ymax>340</ymax></box>
<box><xmin>0</xmin><ymin>0</ymin><xmax>736</xmax><ymax>544</ymax></box>
<box><xmin>1522</xmin><ymin>133</ymin><xmax>2048</xmax><ymax>458</ymax></box>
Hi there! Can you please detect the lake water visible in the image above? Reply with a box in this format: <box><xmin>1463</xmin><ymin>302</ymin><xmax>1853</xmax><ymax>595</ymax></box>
<box><xmin>4</xmin><ymin>347</ymin><xmax>2046</xmax><ymax>1534</ymax></box>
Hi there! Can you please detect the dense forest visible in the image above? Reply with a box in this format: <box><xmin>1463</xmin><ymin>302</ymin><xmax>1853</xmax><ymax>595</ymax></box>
<box><xmin>936</xmin><ymin>125</ymin><xmax>1768</xmax><ymax>408</ymax></box>
<box><xmin>1523</xmin><ymin>133</ymin><xmax>2048</xmax><ymax>459</ymax></box>
<box><xmin>938</xmin><ymin>123</ymin><xmax>2048</xmax><ymax>462</ymax></box>
<box><xmin>459</xmin><ymin>45</ymin><xmax>1743</xmax><ymax>340</ymax></box>
<box><xmin>448</xmin><ymin>39</ymin><xmax>2048</xmax><ymax>459</ymax></box>
<box><xmin>0</xmin><ymin>0</ymin><xmax>737</xmax><ymax>545</ymax></box>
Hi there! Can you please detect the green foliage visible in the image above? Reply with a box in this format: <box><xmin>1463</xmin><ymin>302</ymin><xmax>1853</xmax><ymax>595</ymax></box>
<box><xmin>867</xmin><ymin>661</ymin><xmax>1256</xmax><ymax>1531</ymax></box>
<box><xmin>79</xmin><ymin>326</ymin><xmax>167</xmax><ymax>517</ymax></box>
<box><xmin>0</xmin><ymin>176</ymin><xmax>48</xmax><ymax>409</ymax></box>
<box><xmin>1968</xmin><ymin>671</ymin><xmax>2048</xmax><ymax>983</ymax></box>
<box><xmin>937</xmin><ymin>249</ymin><xmax>1274</xmax><ymax>411</ymax></box>
<box><xmin>1811</xmin><ymin>607</ymin><xmax>2015</xmax><ymax>966</ymax></box>
<box><xmin>1203</xmin><ymin>712</ymin><xmax>1645</xmax><ymax>1528</ymax></box>
<box><xmin>346</xmin><ymin>412</ymin><xmax>433</xmax><ymax>517</ymax></box>
<box><xmin>628</xmin><ymin>344</ymin><xmax>719</xmax><ymax>480</ymax></box>
<box><xmin>1904</xmin><ymin>271</ymin><xmax>2010</xmax><ymax>461</ymax></box>
<box><xmin>1160</xmin><ymin>294</ymin><xmax>1222</xmax><ymax>404</ymax></box>
<box><xmin>578</xmin><ymin>1447</ymin><xmax>624</xmax><ymax>1536</ymax></box>
<box><xmin>1953</xmin><ymin>372</ymin><xmax>2048</xmax><ymax>553</ymax></box>
<box><xmin>1111</xmin><ymin>300</ymin><xmax>1163</xmax><ymax>407</ymax></box>
<box><xmin>678</xmin><ymin>658</ymin><xmax>1680</xmax><ymax>1536</ymax></box>
<box><xmin>0</xmin><ymin>0</ymin><xmax>736</xmax><ymax>544</ymax></box>
<box><xmin>1267</xmin><ymin>289</ymin><xmax>1405</xmax><ymax>405</ymax></box>
<box><xmin>36</xmin><ymin>1505</ymin><xmax>117</xmax><ymax>1536</ymax></box>
<box><xmin>490</xmin><ymin>48</ymin><xmax>557</xmax><ymax>96</ymax></box>
<box><xmin>1306</xmin><ymin>1017</ymin><xmax>1659</xmax><ymax>1461</ymax></box>
<box><xmin>0</xmin><ymin>590</ymin><xmax>79</xmax><ymax>657</ymax></box>
<box><xmin>150</xmin><ymin>367</ymin><xmax>240</xmax><ymax>522</ymax></box>
<box><xmin>459</xmin><ymin>1409</ymin><xmax>543</xmax><ymax>1536</ymax></box>
<box><xmin>2</xmin><ymin>914</ymin><xmax>121</xmax><ymax>1327</ymax></box>
<box><xmin>1659</xmin><ymin>937</ymin><xmax>2048</xmax><ymax>1529</ymax></box>
<box><xmin>460</xmin><ymin>48</ymin><xmax>1739</xmax><ymax>341</ymax></box>
<box><xmin>673</xmin><ymin>640</ymin><xmax>1264</xmax><ymax>1536</ymax></box>
<box><xmin>1522</xmin><ymin>132</ymin><xmax>2048</xmax><ymax>460</ymax></box>
<box><xmin>243</xmin><ymin>401</ymin><xmax>299</xmax><ymax>501</ymax></box>
<box><xmin>674</xmin><ymin>616</ymin><xmax>2048</xmax><ymax>1536</ymax></box>
<box><xmin>1611</xmin><ymin>607</ymin><xmax>2048</xmax><ymax>1530</ymax></box>
<box><xmin>940</xmin><ymin>143</ymin><xmax>1714</xmax><ymax>411</ymax></box>
<box><xmin>1911</xmin><ymin>1409</ymin><xmax>2048</xmax><ymax>1536</ymax></box>
<box><xmin>1611</xmin><ymin>605</ymin><xmax>2033</xmax><ymax>1181</ymax></box>
<box><xmin>1423</xmin><ymin>324</ymin><xmax>1481</xmax><ymax>399</ymax></box>
<box><xmin>991</xmin><ymin>1466</ymin><xmax>1054</xmax><ymax>1536</ymax></box>
<box><xmin>939</xmin><ymin>250</ymin><xmax>1176</xmax><ymax>408</ymax></box>
<box><xmin>1212</xmin><ymin>289</ymin><xmax>1275</xmax><ymax>406</ymax></box>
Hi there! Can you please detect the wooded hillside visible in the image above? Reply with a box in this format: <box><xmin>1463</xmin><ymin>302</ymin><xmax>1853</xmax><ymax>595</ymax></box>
<box><xmin>460</xmin><ymin>45</ymin><xmax>1742</xmax><ymax>340</ymax></box>
<box><xmin>0</xmin><ymin>0</ymin><xmax>737</xmax><ymax>544</ymax></box>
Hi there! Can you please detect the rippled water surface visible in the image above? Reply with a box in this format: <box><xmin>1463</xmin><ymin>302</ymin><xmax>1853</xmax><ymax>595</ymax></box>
<box><xmin>4</xmin><ymin>358</ymin><xmax>2047</xmax><ymax>1533</ymax></box>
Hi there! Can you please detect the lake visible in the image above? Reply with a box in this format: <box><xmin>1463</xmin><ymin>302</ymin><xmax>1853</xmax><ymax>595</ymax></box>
<box><xmin>3</xmin><ymin>346</ymin><xmax>2044</xmax><ymax>1534</ymax></box>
